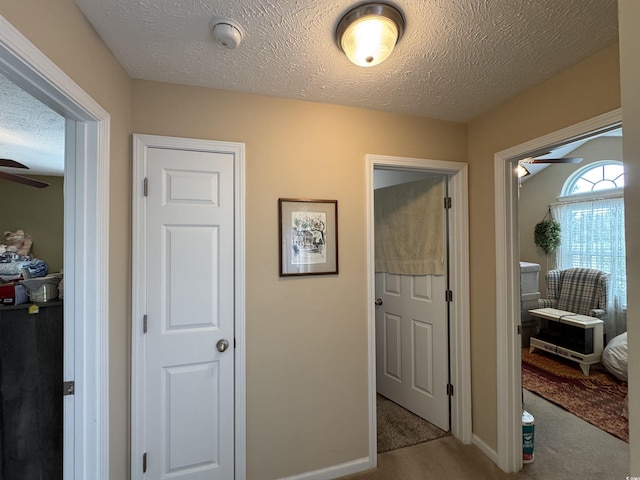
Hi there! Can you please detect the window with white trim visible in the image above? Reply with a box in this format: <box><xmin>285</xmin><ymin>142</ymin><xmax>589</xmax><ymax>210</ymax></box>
<box><xmin>552</xmin><ymin>160</ymin><xmax>626</xmax><ymax>307</ymax></box>
<box><xmin>561</xmin><ymin>160</ymin><xmax>625</xmax><ymax>196</ymax></box>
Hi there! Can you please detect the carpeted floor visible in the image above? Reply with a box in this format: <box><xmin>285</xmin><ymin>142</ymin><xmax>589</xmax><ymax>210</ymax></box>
<box><xmin>522</xmin><ymin>347</ymin><xmax>628</xmax><ymax>441</ymax></box>
<box><xmin>376</xmin><ymin>394</ymin><xmax>449</xmax><ymax>453</ymax></box>
<box><xmin>342</xmin><ymin>390</ymin><xmax>629</xmax><ymax>480</ymax></box>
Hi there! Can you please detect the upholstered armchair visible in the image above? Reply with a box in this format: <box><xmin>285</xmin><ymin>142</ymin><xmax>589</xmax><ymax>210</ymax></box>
<box><xmin>538</xmin><ymin>268</ymin><xmax>611</xmax><ymax>320</ymax></box>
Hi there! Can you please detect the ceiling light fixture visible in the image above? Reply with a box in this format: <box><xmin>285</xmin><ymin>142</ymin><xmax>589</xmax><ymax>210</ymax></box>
<box><xmin>335</xmin><ymin>3</ymin><xmax>405</xmax><ymax>67</ymax></box>
<box><xmin>517</xmin><ymin>164</ymin><xmax>531</xmax><ymax>178</ymax></box>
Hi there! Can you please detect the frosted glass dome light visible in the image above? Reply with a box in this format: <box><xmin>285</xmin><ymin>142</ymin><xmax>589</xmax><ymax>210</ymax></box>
<box><xmin>336</xmin><ymin>3</ymin><xmax>405</xmax><ymax>67</ymax></box>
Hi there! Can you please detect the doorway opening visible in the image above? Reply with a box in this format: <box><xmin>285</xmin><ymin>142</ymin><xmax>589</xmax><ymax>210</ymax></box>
<box><xmin>494</xmin><ymin>109</ymin><xmax>626</xmax><ymax>473</ymax></box>
<box><xmin>0</xmin><ymin>17</ymin><xmax>110</xmax><ymax>479</ymax></box>
<box><xmin>0</xmin><ymin>69</ymin><xmax>66</xmax><ymax>478</ymax></box>
<box><xmin>373</xmin><ymin>170</ymin><xmax>451</xmax><ymax>453</ymax></box>
<box><xmin>365</xmin><ymin>154</ymin><xmax>471</xmax><ymax>470</ymax></box>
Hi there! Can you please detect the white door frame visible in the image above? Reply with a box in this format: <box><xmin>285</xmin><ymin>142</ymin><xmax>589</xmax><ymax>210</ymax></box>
<box><xmin>131</xmin><ymin>134</ymin><xmax>246</xmax><ymax>479</ymax></box>
<box><xmin>365</xmin><ymin>154</ymin><xmax>472</xmax><ymax>468</ymax></box>
<box><xmin>493</xmin><ymin>109</ymin><xmax>622</xmax><ymax>472</ymax></box>
<box><xmin>0</xmin><ymin>16</ymin><xmax>111</xmax><ymax>479</ymax></box>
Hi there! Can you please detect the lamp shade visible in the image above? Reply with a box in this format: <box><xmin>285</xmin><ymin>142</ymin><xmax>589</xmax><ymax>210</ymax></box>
<box><xmin>517</xmin><ymin>164</ymin><xmax>531</xmax><ymax>178</ymax></box>
<box><xmin>336</xmin><ymin>3</ymin><xmax>404</xmax><ymax>67</ymax></box>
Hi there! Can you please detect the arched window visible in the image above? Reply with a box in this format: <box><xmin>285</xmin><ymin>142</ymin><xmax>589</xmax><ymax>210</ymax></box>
<box><xmin>561</xmin><ymin>160</ymin><xmax>624</xmax><ymax>197</ymax></box>
<box><xmin>552</xmin><ymin>161</ymin><xmax>627</xmax><ymax>333</ymax></box>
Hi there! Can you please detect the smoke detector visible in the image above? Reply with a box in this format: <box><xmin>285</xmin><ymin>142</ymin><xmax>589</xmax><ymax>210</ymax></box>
<box><xmin>210</xmin><ymin>17</ymin><xmax>244</xmax><ymax>49</ymax></box>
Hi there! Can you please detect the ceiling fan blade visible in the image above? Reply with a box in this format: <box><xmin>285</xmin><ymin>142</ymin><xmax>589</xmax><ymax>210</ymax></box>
<box><xmin>529</xmin><ymin>157</ymin><xmax>583</xmax><ymax>164</ymax></box>
<box><xmin>0</xmin><ymin>171</ymin><xmax>49</xmax><ymax>188</ymax></box>
<box><xmin>0</xmin><ymin>158</ymin><xmax>29</xmax><ymax>169</ymax></box>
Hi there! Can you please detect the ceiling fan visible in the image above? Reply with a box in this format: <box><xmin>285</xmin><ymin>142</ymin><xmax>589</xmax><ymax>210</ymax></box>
<box><xmin>518</xmin><ymin>153</ymin><xmax>583</xmax><ymax>178</ymax></box>
<box><xmin>523</xmin><ymin>156</ymin><xmax>583</xmax><ymax>164</ymax></box>
<box><xmin>520</xmin><ymin>151</ymin><xmax>583</xmax><ymax>164</ymax></box>
<box><xmin>0</xmin><ymin>159</ymin><xmax>49</xmax><ymax>188</ymax></box>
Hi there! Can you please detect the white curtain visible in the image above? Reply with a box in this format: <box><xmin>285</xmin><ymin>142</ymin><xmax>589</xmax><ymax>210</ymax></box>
<box><xmin>551</xmin><ymin>195</ymin><xmax>627</xmax><ymax>339</ymax></box>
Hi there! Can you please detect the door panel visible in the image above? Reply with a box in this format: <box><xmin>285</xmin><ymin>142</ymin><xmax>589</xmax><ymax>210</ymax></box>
<box><xmin>145</xmin><ymin>147</ymin><xmax>234</xmax><ymax>480</ymax></box>
<box><xmin>382</xmin><ymin>313</ymin><xmax>402</xmax><ymax>380</ymax></box>
<box><xmin>165</xmin><ymin>362</ymin><xmax>219</xmax><ymax>471</ymax></box>
<box><xmin>412</xmin><ymin>319</ymin><xmax>433</xmax><ymax>395</ymax></box>
<box><xmin>165</xmin><ymin>226</ymin><xmax>218</xmax><ymax>329</ymax></box>
<box><xmin>376</xmin><ymin>272</ymin><xmax>449</xmax><ymax>431</ymax></box>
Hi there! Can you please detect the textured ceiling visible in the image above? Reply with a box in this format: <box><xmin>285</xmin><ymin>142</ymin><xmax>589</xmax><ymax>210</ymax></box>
<box><xmin>74</xmin><ymin>0</ymin><xmax>618</xmax><ymax>122</ymax></box>
<box><xmin>0</xmin><ymin>0</ymin><xmax>619</xmax><ymax>177</ymax></box>
<box><xmin>0</xmin><ymin>73</ymin><xmax>65</xmax><ymax>175</ymax></box>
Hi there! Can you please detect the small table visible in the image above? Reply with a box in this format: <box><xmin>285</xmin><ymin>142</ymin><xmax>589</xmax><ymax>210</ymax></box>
<box><xmin>529</xmin><ymin>308</ymin><xmax>604</xmax><ymax>375</ymax></box>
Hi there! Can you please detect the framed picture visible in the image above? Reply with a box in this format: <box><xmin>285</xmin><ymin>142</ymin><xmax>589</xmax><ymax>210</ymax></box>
<box><xmin>278</xmin><ymin>198</ymin><xmax>339</xmax><ymax>277</ymax></box>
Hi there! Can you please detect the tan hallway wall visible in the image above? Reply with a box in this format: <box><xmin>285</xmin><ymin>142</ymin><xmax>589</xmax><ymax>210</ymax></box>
<box><xmin>131</xmin><ymin>79</ymin><xmax>467</xmax><ymax>479</ymax></box>
<box><xmin>0</xmin><ymin>2</ymin><xmax>133</xmax><ymax>478</ymax></box>
<box><xmin>467</xmin><ymin>42</ymin><xmax>621</xmax><ymax>450</ymax></box>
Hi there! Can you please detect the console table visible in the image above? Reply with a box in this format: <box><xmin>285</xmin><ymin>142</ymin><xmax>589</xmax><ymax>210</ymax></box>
<box><xmin>529</xmin><ymin>307</ymin><xmax>604</xmax><ymax>375</ymax></box>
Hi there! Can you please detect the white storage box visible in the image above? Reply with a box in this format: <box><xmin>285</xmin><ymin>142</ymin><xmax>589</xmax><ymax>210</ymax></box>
<box><xmin>520</xmin><ymin>262</ymin><xmax>541</xmax><ymax>294</ymax></box>
<box><xmin>522</xmin><ymin>292</ymin><xmax>541</xmax><ymax>312</ymax></box>
<box><xmin>520</xmin><ymin>262</ymin><xmax>541</xmax><ymax>347</ymax></box>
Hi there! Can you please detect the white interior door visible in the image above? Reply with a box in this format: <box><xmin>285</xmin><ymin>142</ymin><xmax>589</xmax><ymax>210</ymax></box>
<box><xmin>375</xmin><ymin>272</ymin><xmax>449</xmax><ymax>430</ymax></box>
<box><xmin>144</xmin><ymin>146</ymin><xmax>235</xmax><ymax>479</ymax></box>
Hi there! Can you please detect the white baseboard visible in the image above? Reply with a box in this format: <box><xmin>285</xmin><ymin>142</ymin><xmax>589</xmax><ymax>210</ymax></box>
<box><xmin>278</xmin><ymin>456</ymin><xmax>373</xmax><ymax>480</ymax></box>
<box><xmin>472</xmin><ymin>433</ymin><xmax>499</xmax><ymax>465</ymax></box>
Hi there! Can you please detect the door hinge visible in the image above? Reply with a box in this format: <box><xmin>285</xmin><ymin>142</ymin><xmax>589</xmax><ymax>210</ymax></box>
<box><xmin>446</xmin><ymin>383</ymin><xmax>454</xmax><ymax>396</ymax></box>
<box><xmin>143</xmin><ymin>177</ymin><xmax>148</xmax><ymax>197</ymax></box>
<box><xmin>444</xmin><ymin>197</ymin><xmax>452</xmax><ymax>209</ymax></box>
<box><xmin>143</xmin><ymin>452</ymin><xmax>147</xmax><ymax>473</ymax></box>
<box><xmin>143</xmin><ymin>314</ymin><xmax>148</xmax><ymax>334</ymax></box>
<box><xmin>517</xmin><ymin>324</ymin><xmax>522</xmax><ymax>335</ymax></box>
<box><xmin>63</xmin><ymin>381</ymin><xmax>75</xmax><ymax>396</ymax></box>
<box><xmin>445</xmin><ymin>290</ymin><xmax>453</xmax><ymax>302</ymax></box>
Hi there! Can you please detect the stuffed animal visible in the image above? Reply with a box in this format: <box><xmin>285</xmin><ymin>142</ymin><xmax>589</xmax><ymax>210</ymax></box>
<box><xmin>3</xmin><ymin>230</ymin><xmax>33</xmax><ymax>256</ymax></box>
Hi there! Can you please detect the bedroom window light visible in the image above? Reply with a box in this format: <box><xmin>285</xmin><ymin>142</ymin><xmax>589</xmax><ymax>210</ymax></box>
<box><xmin>561</xmin><ymin>160</ymin><xmax>625</xmax><ymax>197</ymax></box>
<box><xmin>552</xmin><ymin>160</ymin><xmax>626</xmax><ymax>308</ymax></box>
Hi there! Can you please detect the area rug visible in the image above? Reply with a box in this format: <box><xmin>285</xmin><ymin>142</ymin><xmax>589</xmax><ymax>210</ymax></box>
<box><xmin>522</xmin><ymin>348</ymin><xmax>628</xmax><ymax>442</ymax></box>
<box><xmin>376</xmin><ymin>394</ymin><xmax>449</xmax><ymax>453</ymax></box>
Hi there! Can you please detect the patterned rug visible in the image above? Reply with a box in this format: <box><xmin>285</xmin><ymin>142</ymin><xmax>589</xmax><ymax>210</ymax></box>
<box><xmin>376</xmin><ymin>394</ymin><xmax>449</xmax><ymax>453</ymax></box>
<box><xmin>522</xmin><ymin>348</ymin><xmax>628</xmax><ymax>442</ymax></box>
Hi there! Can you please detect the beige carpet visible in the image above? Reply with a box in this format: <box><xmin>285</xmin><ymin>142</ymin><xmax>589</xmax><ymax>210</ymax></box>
<box><xmin>376</xmin><ymin>394</ymin><xmax>449</xmax><ymax>453</ymax></box>
<box><xmin>342</xmin><ymin>390</ymin><xmax>628</xmax><ymax>480</ymax></box>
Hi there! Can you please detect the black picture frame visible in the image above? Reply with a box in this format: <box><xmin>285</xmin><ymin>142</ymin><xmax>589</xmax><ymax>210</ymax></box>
<box><xmin>278</xmin><ymin>198</ymin><xmax>339</xmax><ymax>277</ymax></box>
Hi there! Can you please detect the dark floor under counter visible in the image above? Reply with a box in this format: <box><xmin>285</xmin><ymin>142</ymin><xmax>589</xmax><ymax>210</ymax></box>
<box><xmin>0</xmin><ymin>301</ymin><xmax>63</xmax><ymax>480</ymax></box>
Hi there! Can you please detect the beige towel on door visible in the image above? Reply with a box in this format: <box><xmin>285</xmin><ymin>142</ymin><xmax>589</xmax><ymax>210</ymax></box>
<box><xmin>375</xmin><ymin>176</ymin><xmax>445</xmax><ymax>275</ymax></box>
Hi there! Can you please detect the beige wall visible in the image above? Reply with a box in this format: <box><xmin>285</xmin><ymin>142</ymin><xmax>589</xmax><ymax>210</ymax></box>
<box><xmin>467</xmin><ymin>42</ymin><xmax>621</xmax><ymax>449</ymax></box>
<box><xmin>619</xmin><ymin>0</ymin><xmax>640</xmax><ymax>474</ymax></box>
<box><xmin>131</xmin><ymin>80</ymin><xmax>467</xmax><ymax>478</ymax></box>
<box><xmin>0</xmin><ymin>175</ymin><xmax>64</xmax><ymax>272</ymax></box>
<box><xmin>0</xmin><ymin>2</ymin><xmax>133</xmax><ymax>478</ymax></box>
<box><xmin>519</xmin><ymin>136</ymin><xmax>623</xmax><ymax>293</ymax></box>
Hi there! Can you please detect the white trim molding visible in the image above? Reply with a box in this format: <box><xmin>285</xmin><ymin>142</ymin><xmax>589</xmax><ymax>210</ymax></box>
<box><xmin>493</xmin><ymin>109</ymin><xmax>622</xmax><ymax>473</ymax></box>
<box><xmin>131</xmin><ymin>134</ymin><xmax>246</xmax><ymax>479</ymax></box>
<box><xmin>278</xmin><ymin>457</ymin><xmax>371</xmax><ymax>480</ymax></box>
<box><xmin>472</xmin><ymin>433</ymin><xmax>499</xmax><ymax>466</ymax></box>
<box><xmin>0</xmin><ymin>15</ymin><xmax>111</xmax><ymax>479</ymax></box>
<box><xmin>365</xmin><ymin>154</ymin><xmax>472</xmax><ymax>470</ymax></box>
